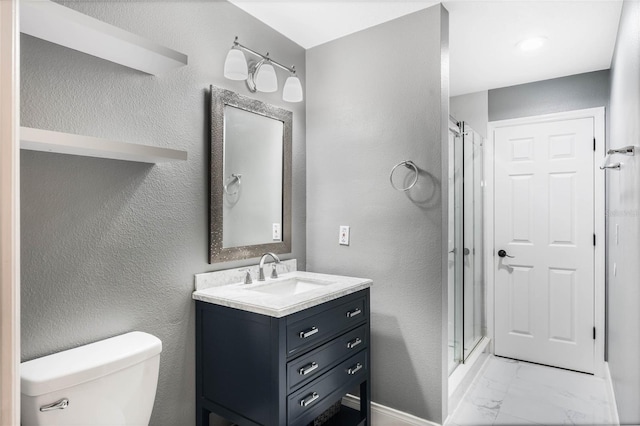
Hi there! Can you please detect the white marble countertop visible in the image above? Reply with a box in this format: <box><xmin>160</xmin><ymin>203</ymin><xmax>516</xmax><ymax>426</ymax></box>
<box><xmin>192</xmin><ymin>270</ymin><xmax>372</xmax><ymax>318</ymax></box>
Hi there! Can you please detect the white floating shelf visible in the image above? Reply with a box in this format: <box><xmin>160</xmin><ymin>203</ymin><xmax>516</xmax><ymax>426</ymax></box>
<box><xmin>21</xmin><ymin>127</ymin><xmax>188</xmax><ymax>164</ymax></box>
<box><xmin>20</xmin><ymin>0</ymin><xmax>188</xmax><ymax>75</ymax></box>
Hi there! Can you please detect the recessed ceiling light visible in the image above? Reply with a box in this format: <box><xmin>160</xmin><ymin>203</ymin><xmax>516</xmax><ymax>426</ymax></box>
<box><xmin>517</xmin><ymin>36</ymin><xmax>548</xmax><ymax>52</ymax></box>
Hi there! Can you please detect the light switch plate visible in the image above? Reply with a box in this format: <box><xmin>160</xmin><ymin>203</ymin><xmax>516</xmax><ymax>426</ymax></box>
<box><xmin>339</xmin><ymin>226</ymin><xmax>350</xmax><ymax>246</ymax></box>
<box><xmin>272</xmin><ymin>223</ymin><xmax>281</xmax><ymax>241</ymax></box>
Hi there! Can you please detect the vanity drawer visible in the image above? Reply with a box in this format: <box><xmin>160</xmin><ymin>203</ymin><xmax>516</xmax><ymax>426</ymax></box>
<box><xmin>287</xmin><ymin>296</ymin><xmax>366</xmax><ymax>356</ymax></box>
<box><xmin>287</xmin><ymin>324</ymin><xmax>368</xmax><ymax>392</ymax></box>
<box><xmin>287</xmin><ymin>351</ymin><xmax>368</xmax><ymax>425</ymax></box>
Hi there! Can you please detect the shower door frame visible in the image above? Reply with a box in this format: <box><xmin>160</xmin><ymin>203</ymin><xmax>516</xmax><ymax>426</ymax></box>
<box><xmin>485</xmin><ymin>107</ymin><xmax>606</xmax><ymax>377</ymax></box>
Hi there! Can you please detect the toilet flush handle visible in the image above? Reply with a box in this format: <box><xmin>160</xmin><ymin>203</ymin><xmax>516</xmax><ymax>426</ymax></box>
<box><xmin>40</xmin><ymin>398</ymin><xmax>69</xmax><ymax>412</ymax></box>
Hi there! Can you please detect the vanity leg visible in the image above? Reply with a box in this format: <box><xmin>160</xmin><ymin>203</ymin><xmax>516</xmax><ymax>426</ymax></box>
<box><xmin>196</xmin><ymin>404</ymin><xmax>210</xmax><ymax>426</ymax></box>
<box><xmin>359</xmin><ymin>379</ymin><xmax>371</xmax><ymax>425</ymax></box>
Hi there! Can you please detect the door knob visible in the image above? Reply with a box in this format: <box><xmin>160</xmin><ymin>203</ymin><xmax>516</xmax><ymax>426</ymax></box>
<box><xmin>497</xmin><ymin>249</ymin><xmax>514</xmax><ymax>258</ymax></box>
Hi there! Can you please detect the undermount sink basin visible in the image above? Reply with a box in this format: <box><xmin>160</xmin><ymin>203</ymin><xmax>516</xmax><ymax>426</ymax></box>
<box><xmin>247</xmin><ymin>278</ymin><xmax>336</xmax><ymax>296</ymax></box>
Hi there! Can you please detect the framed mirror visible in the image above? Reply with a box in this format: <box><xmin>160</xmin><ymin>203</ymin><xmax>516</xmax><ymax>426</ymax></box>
<box><xmin>209</xmin><ymin>86</ymin><xmax>292</xmax><ymax>263</ymax></box>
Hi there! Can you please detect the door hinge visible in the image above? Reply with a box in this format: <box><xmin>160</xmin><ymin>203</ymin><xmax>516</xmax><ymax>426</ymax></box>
<box><xmin>593</xmin><ymin>137</ymin><xmax>596</xmax><ymax>151</ymax></box>
<box><xmin>593</xmin><ymin>234</ymin><xmax>596</xmax><ymax>246</ymax></box>
<box><xmin>593</xmin><ymin>327</ymin><xmax>596</xmax><ymax>340</ymax></box>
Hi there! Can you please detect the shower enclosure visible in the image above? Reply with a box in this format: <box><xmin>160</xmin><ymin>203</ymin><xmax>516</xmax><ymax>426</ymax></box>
<box><xmin>447</xmin><ymin>119</ymin><xmax>485</xmax><ymax>375</ymax></box>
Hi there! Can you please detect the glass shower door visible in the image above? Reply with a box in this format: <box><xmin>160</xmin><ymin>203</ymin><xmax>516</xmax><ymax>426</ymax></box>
<box><xmin>448</xmin><ymin>120</ymin><xmax>464</xmax><ymax>375</ymax></box>
<box><xmin>462</xmin><ymin>122</ymin><xmax>484</xmax><ymax>360</ymax></box>
<box><xmin>448</xmin><ymin>120</ymin><xmax>485</xmax><ymax>375</ymax></box>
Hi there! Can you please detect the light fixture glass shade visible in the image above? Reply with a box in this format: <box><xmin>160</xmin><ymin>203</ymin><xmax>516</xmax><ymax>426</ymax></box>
<box><xmin>254</xmin><ymin>62</ymin><xmax>278</xmax><ymax>93</ymax></box>
<box><xmin>224</xmin><ymin>49</ymin><xmax>248</xmax><ymax>80</ymax></box>
<box><xmin>282</xmin><ymin>75</ymin><xmax>303</xmax><ymax>102</ymax></box>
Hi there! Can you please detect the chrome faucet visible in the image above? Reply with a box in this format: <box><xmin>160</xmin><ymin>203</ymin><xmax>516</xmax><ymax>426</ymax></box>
<box><xmin>258</xmin><ymin>252</ymin><xmax>281</xmax><ymax>281</ymax></box>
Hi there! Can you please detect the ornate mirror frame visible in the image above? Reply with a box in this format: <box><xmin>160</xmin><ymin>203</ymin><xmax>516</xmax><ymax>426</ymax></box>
<box><xmin>209</xmin><ymin>85</ymin><xmax>292</xmax><ymax>263</ymax></box>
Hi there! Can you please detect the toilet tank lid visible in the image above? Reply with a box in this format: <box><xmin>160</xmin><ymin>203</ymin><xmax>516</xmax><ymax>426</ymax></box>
<box><xmin>21</xmin><ymin>331</ymin><xmax>162</xmax><ymax>397</ymax></box>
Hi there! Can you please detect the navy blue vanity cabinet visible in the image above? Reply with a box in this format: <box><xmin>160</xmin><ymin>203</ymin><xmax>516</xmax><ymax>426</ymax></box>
<box><xmin>196</xmin><ymin>288</ymin><xmax>371</xmax><ymax>426</ymax></box>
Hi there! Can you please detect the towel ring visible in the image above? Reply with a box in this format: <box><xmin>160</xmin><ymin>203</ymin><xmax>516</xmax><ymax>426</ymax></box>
<box><xmin>224</xmin><ymin>173</ymin><xmax>242</xmax><ymax>195</ymax></box>
<box><xmin>390</xmin><ymin>160</ymin><xmax>419</xmax><ymax>192</ymax></box>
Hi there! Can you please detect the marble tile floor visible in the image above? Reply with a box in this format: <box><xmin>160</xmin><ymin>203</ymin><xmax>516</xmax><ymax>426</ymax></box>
<box><xmin>446</xmin><ymin>355</ymin><xmax>617</xmax><ymax>426</ymax></box>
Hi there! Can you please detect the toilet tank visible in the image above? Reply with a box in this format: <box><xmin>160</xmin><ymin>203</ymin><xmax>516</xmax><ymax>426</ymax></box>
<box><xmin>21</xmin><ymin>331</ymin><xmax>162</xmax><ymax>426</ymax></box>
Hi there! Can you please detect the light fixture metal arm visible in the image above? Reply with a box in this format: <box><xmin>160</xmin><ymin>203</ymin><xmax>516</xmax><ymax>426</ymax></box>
<box><xmin>232</xmin><ymin>37</ymin><xmax>296</xmax><ymax>75</ymax></box>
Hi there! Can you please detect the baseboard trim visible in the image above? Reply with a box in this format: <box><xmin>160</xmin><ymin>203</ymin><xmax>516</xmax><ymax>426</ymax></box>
<box><xmin>342</xmin><ymin>394</ymin><xmax>440</xmax><ymax>426</ymax></box>
<box><xmin>604</xmin><ymin>362</ymin><xmax>620</xmax><ymax>425</ymax></box>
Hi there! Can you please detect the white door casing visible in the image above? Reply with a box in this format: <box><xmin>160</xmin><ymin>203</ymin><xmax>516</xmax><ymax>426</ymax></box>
<box><xmin>491</xmin><ymin>112</ymin><xmax>601</xmax><ymax>374</ymax></box>
<box><xmin>0</xmin><ymin>0</ymin><xmax>21</xmax><ymax>423</ymax></box>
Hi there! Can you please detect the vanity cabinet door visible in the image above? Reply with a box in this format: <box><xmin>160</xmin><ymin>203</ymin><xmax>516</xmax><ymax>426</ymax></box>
<box><xmin>286</xmin><ymin>295</ymin><xmax>366</xmax><ymax>357</ymax></box>
<box><xmin>197</xmin><ymin>302</ymin><xmax>287</xmax><ymax>426</ymax></box>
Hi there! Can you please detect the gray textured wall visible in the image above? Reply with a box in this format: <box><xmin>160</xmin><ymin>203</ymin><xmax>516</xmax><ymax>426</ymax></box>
<box><xmin>20</xmin><ymin>2</ymin><xmax>306</xmax><ymax>425</ymax></box>
<box><xmin>607</xmin><ymin>1</ymin><xmax>640</xmax><ymax>423</ymax></box>
<box><xmin>451</xmin><ymin>71</ymin><xmax>610</xmax><ymax>139</ymax></box>
<box><xmin>306</xmin><ymin>5</ymin><xmax>449</xmax><ymax>423</ymax></box>
<box><xmin>488</xmin><ymin>70</ymin><xmax>610</xmax><ymax>121</ymax></box>
<box><xmin>450</xmin><ymin>90</ymin><xmax>488</xmax><ymax>139</ymax></box>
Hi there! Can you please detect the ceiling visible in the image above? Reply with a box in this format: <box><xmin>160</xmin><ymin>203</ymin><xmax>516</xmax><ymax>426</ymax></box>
<box><xmin>228</xmin><ymin>0</ymin><xmax>623</xmax><ymax>96</ymax></box>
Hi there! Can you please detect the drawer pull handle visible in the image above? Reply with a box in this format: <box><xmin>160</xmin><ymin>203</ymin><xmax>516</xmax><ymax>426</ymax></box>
<box><xmin>347</xmin><ymin>337</ymin><xmax>362</xmax><ymax>349</ymax></box>
<box><xmin>347</xmin><ymin>362</ymin><xmax>363</xmax><ymax>375</ymax></box>
<box><xmin>300</xmin><ymin>392</ymin><xmax>320</xmax><ymax>407</ymax></box>
<box><xmin>299</xmin><ymin>327</ymin><xmax>318</xmax><ymax>339</ymax></box>
<box><xmin>346</xmin><ymin>308</ymin><xmax>362</xmax><ymax>318</ymax></box>
<box><xmin>298</xmin><ymin>362</ymin><xmax>319</xmax><ymax>376</ymax></box>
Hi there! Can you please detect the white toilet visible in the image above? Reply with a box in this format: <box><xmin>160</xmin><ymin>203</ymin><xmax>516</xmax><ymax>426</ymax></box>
<box><xmin>21</xmin><ymin>331</ymin><xmax>162</xmax><ymax>426</ymax></box>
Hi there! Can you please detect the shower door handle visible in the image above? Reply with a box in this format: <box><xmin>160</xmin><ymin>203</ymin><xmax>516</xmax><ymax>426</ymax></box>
<box><xmin>497</xmin><ymin>249</ymin><xmax>514</xmax><ymax>258</ymax></box>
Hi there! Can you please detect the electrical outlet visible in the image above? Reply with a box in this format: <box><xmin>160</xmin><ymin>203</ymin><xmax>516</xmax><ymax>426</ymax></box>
<box><xmin>339</xmin><ymin>226</ymin><xmax>350</xmax><ymax>246</ymax></box>
<box><xmin>272</xmin><ymin>223</ymin><xmax>281</xmax><ymax>241</ymax></box>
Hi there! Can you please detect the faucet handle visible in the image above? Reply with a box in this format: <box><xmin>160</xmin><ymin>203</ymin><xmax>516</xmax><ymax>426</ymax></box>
<box><xmin>239</xmin><ymin>268</ymin><xmax>252</xmax><ymax>284</ymax></box>
<box><xmin>270</xmin><ymin>263</ymin><xmax>278</xmax><ymax>279</ymax></box>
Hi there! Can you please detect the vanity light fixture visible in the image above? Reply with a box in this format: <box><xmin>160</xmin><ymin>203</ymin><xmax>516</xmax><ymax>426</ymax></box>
<box><xmin>223</xmin><ymin>37</ymin><xmax>303</xmax><ymax>102</ymax></box>
<box><xmin>516</xmin><ymin>36</ymin><xmax>548</xmax><ymax>52</ymax></box>
<box><xmin>223</xmin><ymin>48</ymin><xmax>248</xmax><ymax>80</ymax></box>
<box><xmin>252</xmin><ymin>59</ymin><xmax>278</xmax><ymax>93</ymax></box>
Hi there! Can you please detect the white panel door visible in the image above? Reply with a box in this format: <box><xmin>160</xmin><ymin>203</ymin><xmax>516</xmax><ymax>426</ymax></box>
<box><xmin>494</xmin><ymin>117</ymin><xmax>595</xmax><ymax>374</ymax></box>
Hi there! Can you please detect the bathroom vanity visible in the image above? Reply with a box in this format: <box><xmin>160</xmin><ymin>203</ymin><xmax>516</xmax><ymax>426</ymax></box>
<box><xmin>193</xmin><ymin>270</ymin><xmax>372</xmax><ymax>426</ymax></box>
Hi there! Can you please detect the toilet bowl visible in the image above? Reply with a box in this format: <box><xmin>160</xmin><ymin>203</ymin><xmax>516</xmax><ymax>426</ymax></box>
<box><xmin>21</xmin><ymin>331</ymin><xmax>162</xmax><ymax>426</ymax></box>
